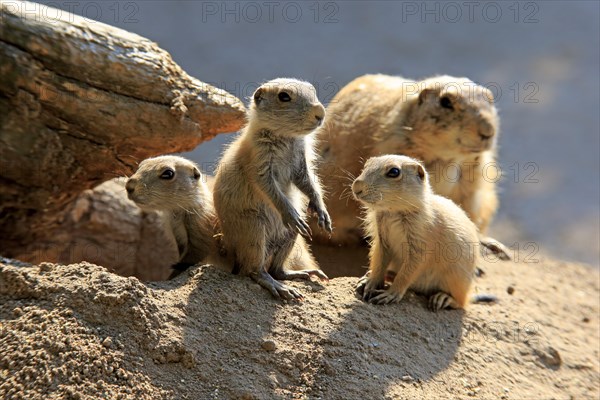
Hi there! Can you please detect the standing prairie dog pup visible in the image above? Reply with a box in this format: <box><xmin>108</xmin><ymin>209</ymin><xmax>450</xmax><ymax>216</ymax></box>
<box><xmin>126</xmin><ymin>156</ymin><xmax>217</xmax><ymax>271</ymax></box>
<box><xmin>353</xmin><ymin>155</ymin><xmax>479</xmax><ymax>311</ymax></box>
<box><xmin>213</xmin><ymin>78</ymin><xmax>332</xmax><ymax>300</ymax></box>
<box><xmin>317</xmin><ymin>74</ymin><xmax>507</xmax><ymax>258</ymax></box>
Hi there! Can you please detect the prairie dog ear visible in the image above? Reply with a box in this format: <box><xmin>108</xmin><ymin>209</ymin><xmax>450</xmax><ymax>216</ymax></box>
<box><xmin>405</xmin><ymin>162</ymin><xmax>426</xmax><ymax>181</ymax></box>
<box><xmin>418</xmin><ymin>87</ymin><xmax>438</xmax><ymax>105</ymax></box>
<box><xmin>253</xmin><ymin>87</ymin><xmax>264</xmax><ymax>104</ymax></box>
<box><xmin>416</xmin><ymin>164</ymin><xmax>425</xmax><ymax>180</ymax></box>
<box><xmin>192</xmin><ymin>166</ymin><xmax>201</xmax><ymax>180</ymax></box>
<box><xmin>482</xmin><ymin>87</ymin><xmax>495</xmax><ymax>103</ymax></box>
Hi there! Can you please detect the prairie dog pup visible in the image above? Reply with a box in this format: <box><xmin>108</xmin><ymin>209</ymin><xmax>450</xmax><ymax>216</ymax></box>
<box><xmin>353</xmin><ymin>155</ymin><xmax>478</xmax><ymax>311</ymax></box>
<box><xmin>317</xmin><ymin>74</ymin><xmax>503</xmax><ymax>255</ymax></box>
<box><xmin>213</xmin><ymin>78</ymin><xmax>332</xmax><ymax>300</ymax></box>
<box><xmin>126</xmin><ymin>156</ymin><xmax>217</xmax><ymax>269</ymax></box>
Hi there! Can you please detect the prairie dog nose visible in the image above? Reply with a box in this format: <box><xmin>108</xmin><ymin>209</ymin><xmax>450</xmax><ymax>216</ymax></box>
<box><xmin>480</xmin><ymin>131</ymin><xmax>493</xmax><ymax>140</ymax></box>
<box><xmin>313</xmin><ymin>104</ymin><xmax>325</xmax><ymax>122</ymax></box>
<box><xmin>478</xmin><ymin>119</ymin><xmax>495</xmax><ymax>139</ymax></box>
<box><xmin>352</xmin><ymin>179</ymin><xmax>366</xmax><ymax>196</ymax></box>
<box><xmin>125</xmin><ymin>178</ymin><xmax>136</xmax><ymax>194</ymax></box>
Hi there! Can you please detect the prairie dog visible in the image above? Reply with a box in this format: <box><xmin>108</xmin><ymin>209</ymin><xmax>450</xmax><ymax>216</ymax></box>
<box><xmin>317</xmin><ymin>74</ymin><xmax>503</xmax><ymax>254</ymax></box>
<box><xmin>353</xmin><ymin>155</ymin><xmax>478</xmax><ymax>311</ymax></box>
<box><xmin>213</xmin><ymin>78</ymin><xmax>332</xmax><ymax>300</ymax></box>
<box><xmin>126</xmin><ymin>156</ymin><xmax>217</xmax><ymax>269</ymax></box>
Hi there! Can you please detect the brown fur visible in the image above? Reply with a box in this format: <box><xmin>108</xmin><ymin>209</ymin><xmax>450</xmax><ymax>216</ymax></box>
<box><xmin>126</xmin><ymin>156</ymin><xmax>217</xmax><ymax>267</ymax></box>
<box><xmin>316</xmin><ymin>74</ymin><xmax>499</xmax><ymax>246</ymax></box>
<box><xmin>353</xmin><ymin>155</ymin><xmax>479</xmax><ymax>310</ymax></box>
<box><xmin>213</xmin><ymin>78</ymin><xmax>332</xmax><ymax>300</ymax></box>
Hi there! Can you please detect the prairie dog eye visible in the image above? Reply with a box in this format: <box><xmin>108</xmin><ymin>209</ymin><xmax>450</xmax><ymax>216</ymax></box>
<box><xmin>160</xmin><ymin>169</ymin><xmax>175</xmax><ymax>180</ymax></box>
<box><xmin>440</xmin><ymin>96</ymin><xmax>453</xmax><ymax>110</ymax></box>
<box><xmin>278</xmin><ymin>92</ymin><xmax>291</xmax><ymax>102</ymax></box>
<box><xmin>386</xmin><ymin>167</ymin><xmax>401</xmax><ymax>178</ymax></box>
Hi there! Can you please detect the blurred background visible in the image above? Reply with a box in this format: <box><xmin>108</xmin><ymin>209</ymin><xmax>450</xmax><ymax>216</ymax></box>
<box><xmin>37</xmin><ymin>0</ymin><xmax>600</xmax><ymax>266</ymax></box>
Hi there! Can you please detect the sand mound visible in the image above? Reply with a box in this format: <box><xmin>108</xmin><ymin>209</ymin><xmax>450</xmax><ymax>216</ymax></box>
<box><xmin>0</xmin><ymin>255</ymin><xmax>598</xmax><ymax>399</ymax></box>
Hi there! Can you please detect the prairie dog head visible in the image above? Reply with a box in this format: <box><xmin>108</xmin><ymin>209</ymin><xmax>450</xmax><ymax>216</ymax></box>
<box><xmin>352</xmin><ymin>155</ymin><xmax>430</xmax><ymax>212</ymax></box>
<box><xmin>391</xmin><ymin>76</ymin><xmax>498</xmax><ymax>159</ymax></box>
<box><xmin>249</xmin><ymin>78</ymin><xmax>325</xmax><ymax>136</ymax></box>
<box><xmin>126</xmin><ymin>155</ymin><xmax>206</xmax><ymax>211</ymax></box>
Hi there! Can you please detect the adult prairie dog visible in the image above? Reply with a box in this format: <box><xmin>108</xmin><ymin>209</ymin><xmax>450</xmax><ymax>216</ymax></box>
<box><xmin>126</xmin><ymin>156</ymin><xmax>218</xmax><ymax>271</ymax></box>
<box><xmin>353</xmin><ymin>155</ymin><xmax>479</xmax><ymax>311</ymax></box>
<box><xmin>213</xmin><ymin>78</ymin><xmax>332</xmax><ymax>300</ymax></box>
<box><xmin>317</xmin><ymin>74</ymin><xmax>502</xmax><ymax>253</ymax></box>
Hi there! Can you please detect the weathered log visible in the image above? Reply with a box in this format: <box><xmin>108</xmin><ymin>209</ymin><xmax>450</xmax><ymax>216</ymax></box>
<box><xmin>12</xmin><ymin>179</ymin><xmax>179</xmax><ymax>280</ymax></box>
<box><xmin>0</xmin><ymin>1</ymin><xmax>246</xmax><ymax>254</ymax></box>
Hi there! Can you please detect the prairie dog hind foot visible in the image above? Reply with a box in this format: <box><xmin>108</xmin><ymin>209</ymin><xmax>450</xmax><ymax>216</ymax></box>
<box><xmin>270</xmin><ymin>268</ymin><xmax>329</xmax><ymax>282</ymax></box>
<box><xmin>368</xmin><ymin>288</ymin><xmax>405</xmax><ymax>305</ymax></box>
<box><xmin>251</xmin><ymin>270</ymin><xmax>303</xmax><ymax>300</ymax></box>
<box><xmin>428</xmin><ymin>292</ymin><xmax>461</xmax><ymax>311</ymax></box>
<box><xmin>480</xmin><ymin>236</ymin><xmax>512</xmax><ymax>260</ymax></box>
<box><xmin>358</xmin><ymin>278</ymin><xmax>386</xmax><ymax>303</ymax></box>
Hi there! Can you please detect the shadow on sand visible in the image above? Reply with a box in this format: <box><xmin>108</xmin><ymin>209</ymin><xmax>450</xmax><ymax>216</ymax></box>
<box><xmin>165</xmin><ymin>244</ymin><xmax>465</xmax><ymax>398</ymax></box>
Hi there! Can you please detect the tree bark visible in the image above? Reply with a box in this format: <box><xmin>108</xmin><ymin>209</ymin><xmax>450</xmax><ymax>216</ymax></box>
<box><xmin>0</xmin><ymin>1</ymin><xmax>246</xmax><ymax>254</ymax></box>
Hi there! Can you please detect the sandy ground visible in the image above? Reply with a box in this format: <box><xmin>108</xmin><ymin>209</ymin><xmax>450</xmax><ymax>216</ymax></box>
<box><xmin>1</xmin><ymin>251</ymin><xmax>598</xmax><ymax>399</ymax></box>
<box><xmin>2</xmin><ymin>3</ymin><xmax>598</xmax><ymax>399</ymax></box>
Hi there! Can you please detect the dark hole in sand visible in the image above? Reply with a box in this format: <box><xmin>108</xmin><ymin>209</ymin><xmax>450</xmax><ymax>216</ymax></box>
<box><xmin>311</xmin><ymin>243</ymin><xmax>368</xmax><ymax>279</ymax></box>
